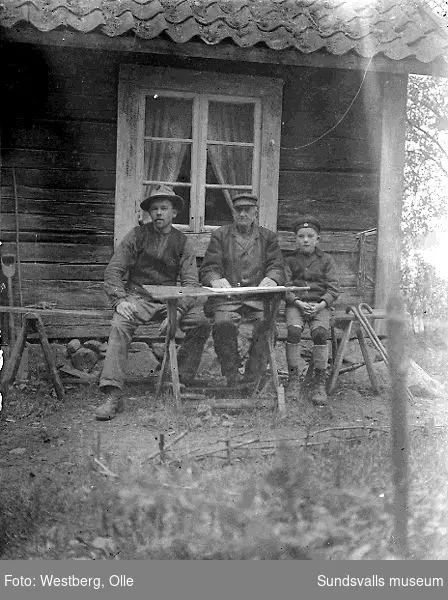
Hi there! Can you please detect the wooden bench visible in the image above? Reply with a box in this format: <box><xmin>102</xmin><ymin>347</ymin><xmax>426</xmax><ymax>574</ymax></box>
<box><xmin>0</xmin><ymin>305</ymin><xmax>387</xmax><ymax>398</ymax></box>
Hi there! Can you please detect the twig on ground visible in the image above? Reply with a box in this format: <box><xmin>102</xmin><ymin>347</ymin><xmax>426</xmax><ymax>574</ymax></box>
<box><xmin>169</xmin><ymin>437</ymin><xmax>259</xmax><ymax>463</ymax></box>
<box><xmin>159</xmin><ymin>433</ymin><xmax>165</xmax><ymax>462</ymax></box>
<box><xmin>169</xmin><ymin>426</ymin><xmax>391</xmax><ymax>464</ymax></box>
<box><xmin>226</xmin><ymin>428</ymin><xmax>232</xmax><ymax>465</ymax></box>
<box><xmin>217</xmin><ymin>428</ymin><xmax>257</xmax><ymax>442</ymax></box>
<box><xmin>96</xmin><ymin>431</ymin><xmax>101</xmax><ymax>461</ymax></box>
<box><xmin>310</xmin><ymin>425</ymin><xmax>390</xmax><ymax>436</ymax></box>
<box><xmin>93</xmin><ymin>457</ymin><xmax>118</xmax><ymax>478</ymax></box>
<box><xmin>188</xmin><ymin>449</ymin><xmax>229</xmax><ymax>462</ymax></box>
<box><xmin>147</xmin><ymin>430</ymin><xmax>189</xmax><ymax>461</ymax></box>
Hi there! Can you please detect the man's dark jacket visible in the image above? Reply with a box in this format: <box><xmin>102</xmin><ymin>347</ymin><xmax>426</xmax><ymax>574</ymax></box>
<box><xmin>104</xmin><ymin>223</ymin><xmax>198</xmax><ymax>313</ymax></box>
<box><xmin>200</xmin><ymin>224</ymin><xmax>285</xmax><ymax>311</ymax></box>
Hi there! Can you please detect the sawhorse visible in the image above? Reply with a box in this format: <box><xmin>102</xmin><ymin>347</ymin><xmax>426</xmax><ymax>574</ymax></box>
<box><xmin>1</xmin><ymin>312</ymin><xmax>65</xmax><ymax>402</ymax></box>
<box><xmin>327</xmin><ymin>307</ymin><xmax>386</xmax><ymax>395</ymax></box>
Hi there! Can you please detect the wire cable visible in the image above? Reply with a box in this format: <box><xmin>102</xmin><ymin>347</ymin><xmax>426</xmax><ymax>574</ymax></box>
<box><xmin>281</xmin><ymin>56</ymin><xmax>374</xmax><ymax>150</ymax></box>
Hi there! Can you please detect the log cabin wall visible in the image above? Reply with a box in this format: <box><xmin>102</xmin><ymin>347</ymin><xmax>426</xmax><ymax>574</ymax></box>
<box><xmin>0</xmin><ymin>44</ymin><xmax>378</xmax><ymax>339</ymax></box>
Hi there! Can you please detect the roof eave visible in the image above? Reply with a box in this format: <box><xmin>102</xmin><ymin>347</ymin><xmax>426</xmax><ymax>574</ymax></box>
<box><xmin>1</xmin><ymin>25</ymin><xmax>447</xmax><ymax>77</ymax></box>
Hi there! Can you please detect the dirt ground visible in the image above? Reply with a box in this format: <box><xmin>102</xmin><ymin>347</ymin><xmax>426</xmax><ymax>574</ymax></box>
<box><xmin>1</xmin><ymin>333</ymin><xmax>448</xmax><ymax>558</ymax></box>
<box><xmin>2</xmin><ymin>335</ymin><xmax>447</xmax><ymax>475</ymax></box>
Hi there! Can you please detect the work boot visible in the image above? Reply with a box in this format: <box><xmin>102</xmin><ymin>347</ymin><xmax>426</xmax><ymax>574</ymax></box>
<box><xmin>178</xmin><ymin>320</ymin><xmax>211</xmax><ymax>385</ymax></box>
<box><xmin>212</xmin><ymin>321</ymin><xmax>240</xmax><ymax>386</ymax></box>
<box><xmin>95</xmin><ymin>387</ymin><xmax>124</xmax><ymax>421</ymax></box>
<box><xmin>311</xmin><ymin>344</ymin><xmax>329</xmax><ymax>406</ymax></box>
<box><xmin>286</xmin><ymin>342</ymin><xmax>302</xmax><ymax>400</ymax></box>
<box><xmin>312</xmin><ymin>370</ymin><xmax>328</xmax><ymax>406</ymax></box>
<box><xmin>244</xmin><ymin>322</ymin><xmax>269</xmax><ymax>384</ymax></box>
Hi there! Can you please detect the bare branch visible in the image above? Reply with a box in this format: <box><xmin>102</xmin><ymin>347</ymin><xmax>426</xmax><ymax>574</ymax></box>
<box><xmin>406</xmin><ymin>148</ymin><xmax>448</xmax><ymax>176</ymax></box>
<box><xmin>407</xmin><ymin>118</ymin><xmax>448</xmax><ymax>161</ymax></box>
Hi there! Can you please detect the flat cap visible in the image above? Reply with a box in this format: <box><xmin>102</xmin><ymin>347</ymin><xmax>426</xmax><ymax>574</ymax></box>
<box><xmin>232</xmin><ymin>193</ymin><xmax>259</xmax><ymax>207</ymax></box>
<box><xmin>293</xmin><ymin>215</ymin><xmax>321</xmax><ymax>234</ymax></box>
<box><xmin>140</xmin><ymin>184</ymin><xmax>184</xmax><ymax>213</ymax></box>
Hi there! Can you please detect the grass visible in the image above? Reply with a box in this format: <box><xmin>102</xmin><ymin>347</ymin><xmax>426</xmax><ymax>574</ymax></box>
<box><xmin>1</xmin><ymin>333</ymin><xmax>447</xmax><ymax>559</ymax></box>
<box><xmin>1</xmin><ymin>421</ymin><xmax>447</xmax><ymax>560</ymax></box>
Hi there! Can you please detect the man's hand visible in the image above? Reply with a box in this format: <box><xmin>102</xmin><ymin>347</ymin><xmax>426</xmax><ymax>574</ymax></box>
<box><xmin>116</xmin><ymin>299</ymin><xmax>137</xmax><ymax>320</ymax></box>
<box><xmin>307</xmin><ymin>301</ymin><xmax>327</xmax><ymax>316</ymax></box>
<box><xmin>295</xmin><ymin>300</ymin><xmax>326</xmax><ymax>316</ymax></box>
<box><xmin>158</xmin><ymin>310</ymin><xmax>182</xmax><ymax>337</ymax></box>
<box><xmin>210</xmin><ymin>278</ymin><xmax>232</xmax><ymax>288</ymax></box>
<box><xmin>259</xmin><ymin>277</ymin><xmax>277</xmax><ymax>288</ymax></box>
<box><xmin>294</xmin><ymin>300</ymin><xmax>312</xmax><ymax>315</ymax></box>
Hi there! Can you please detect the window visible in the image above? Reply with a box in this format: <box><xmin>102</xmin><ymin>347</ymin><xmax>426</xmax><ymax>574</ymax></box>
<box><xmin>115</xmin><ymin>66</ymin><xmax>283</xmax><ymax>248</ymax></box>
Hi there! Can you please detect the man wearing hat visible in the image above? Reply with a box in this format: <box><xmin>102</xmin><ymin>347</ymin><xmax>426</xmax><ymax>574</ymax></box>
<box><xmin>284</xmin><ymin>215</ymin><xmax>340</xmax><ymax>406</ymax></box>
<box><xmin>95</xmin><ymin>185</ymin><xmax>210</xmax><ymax>420</ymax></box>
<box><xmin>200</xmin><ymin>193</ymin><xmax>285</xmax><ymax>386</ymax></box>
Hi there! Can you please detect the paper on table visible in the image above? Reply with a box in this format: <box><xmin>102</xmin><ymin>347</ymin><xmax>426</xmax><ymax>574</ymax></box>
<box><xmin>202</xmin><ymin>285</ymin><xmax>293</xmax><ymax>293</ymax></box>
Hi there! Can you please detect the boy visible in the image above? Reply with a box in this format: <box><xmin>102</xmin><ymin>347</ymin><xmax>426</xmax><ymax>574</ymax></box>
<box><xmin>284</xmin><ymin>216</ymin><xmax>340</xmax><ymax>405</ymax></box>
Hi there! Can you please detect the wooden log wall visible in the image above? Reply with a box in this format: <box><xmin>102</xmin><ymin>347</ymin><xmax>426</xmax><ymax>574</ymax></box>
<box><xmin>0</xmin><ymin>44</ymin><xmax>378</xmax><ymax>339</ymax></box>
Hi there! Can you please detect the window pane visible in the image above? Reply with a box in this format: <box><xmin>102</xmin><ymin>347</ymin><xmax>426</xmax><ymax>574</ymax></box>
<box><xmin>206</xmin><ymin>145</ymin><xmax>253</xmax><ymax>185</ymax></box>
<box><xmin>208</xmin><ymin>102</ymin><xmax>254</xmax><ymax>142</ymax></box>
<box><xmin>205</xmin><ymin>188</ymin><xmax>253</xmax><ymax>227</ymax></box>
<box><xmin>144</xmin><ymin>141</ymin><xmax>191</xmax><ymax>184</ymax></box>
<box><xmin>145</xmin><ymin>96</ymin><xmax>193</xmax><ymax>139</ymax></box>
<box><xmin>142</xmin><ymin>185</ymin><xmax>191</xmax><ymax>227</ymax></box>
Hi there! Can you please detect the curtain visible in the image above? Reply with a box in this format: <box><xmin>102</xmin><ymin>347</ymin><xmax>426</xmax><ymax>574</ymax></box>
<box><xmin>143</xmin><ymin>97</ymin><xmax>191</xmax><ymax>209</ymax></box>
<box><xmin>207</xmin><ymin>103</ymin><xmax>253</xmax><ymax>213</ymax></box>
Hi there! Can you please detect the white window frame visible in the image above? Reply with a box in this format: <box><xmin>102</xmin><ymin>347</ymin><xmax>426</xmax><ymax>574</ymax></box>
<box><xmin>115</xmin><ymin>65</ymin><xmax>283</xmax><ymax>248</ymax></box>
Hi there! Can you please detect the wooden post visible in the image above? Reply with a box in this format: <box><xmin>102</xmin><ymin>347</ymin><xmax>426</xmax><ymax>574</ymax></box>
<box><xmin>166</xmin><ymin>300</ymin><xmax>181</xmax><ymax>411</ymax></box>
<box><xmin>387</xmin><ymin>296</ymin><xmax>410</xmax><ymax>558</ymax></box>
<box><xmin>375</xmin><ymin>73</ymin><xmax>408</xmax><ymax>333</ymax></box>
<box><xmin>263</xmin><ymin>295</ymin><xmax>284</xmax><ymax>414</ymax></box>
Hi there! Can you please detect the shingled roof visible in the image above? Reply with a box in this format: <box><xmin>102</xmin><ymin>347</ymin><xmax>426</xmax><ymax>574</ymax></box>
<box><xmin>1</xmin><ymin>0</ymin><xmax>447</xmax><ymax>63</ymax></box>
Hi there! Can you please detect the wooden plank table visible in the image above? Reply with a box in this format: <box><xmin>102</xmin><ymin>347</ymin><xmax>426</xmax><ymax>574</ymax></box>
<box><xmin>142</xmin><ymin>285</ymin><xmax>308</xmax><ymax>413</ymax></box>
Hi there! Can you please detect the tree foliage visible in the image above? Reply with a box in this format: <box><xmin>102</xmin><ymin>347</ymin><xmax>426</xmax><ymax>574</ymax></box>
<box><xmin>402</xmin><ymin>73</ymin><xmax>448</xmax><ymax>320</ymax></box>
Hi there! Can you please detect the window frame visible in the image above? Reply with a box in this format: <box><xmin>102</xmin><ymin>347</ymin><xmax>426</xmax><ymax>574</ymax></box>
<box><xmin>115</xmin><ymin>65</ymin><xmax>283</xmax><ymax>248</ymax></box>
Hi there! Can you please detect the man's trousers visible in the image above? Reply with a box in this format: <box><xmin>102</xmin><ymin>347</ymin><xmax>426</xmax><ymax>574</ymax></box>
<box><xmin>100</xmin><ymin>294</ymin><xmax>210</xmax><ymax>390</ymax></box>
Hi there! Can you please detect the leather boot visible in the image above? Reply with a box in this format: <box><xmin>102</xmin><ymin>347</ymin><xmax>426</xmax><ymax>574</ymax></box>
<box><xmin>212</xmin><ymin>321</ymin><xmax>240</xmax><ymax>386</ymax></box>
<box><xmin>244</xmin><ymin>321</ymin><xmax>269</xmax><ymax>384</ymax></box>
<box><xmin>178</xmin><ymin>321</ymin><xmax>211</xmax><ymax>384</ymax></box>
<box><xmin>311</xmin><ymin>345</ymin><xmax>328</xmax><ymax>406</ymax></box>
<box><xmin>286</xmin><ymin>342</ymin><xmax>302</xmax><ymax>400</ymax></box>
<box><xmin>95</xmin><ymin>387</ymin><xmax>124</xmax><ymax>420</ymax></box>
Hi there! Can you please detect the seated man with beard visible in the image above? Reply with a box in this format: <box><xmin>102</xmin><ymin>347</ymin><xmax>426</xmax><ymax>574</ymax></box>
<box><xmin>200</xmin><ymin>193</ymin><xmax>285</xmax><ymax>386</ymax></box>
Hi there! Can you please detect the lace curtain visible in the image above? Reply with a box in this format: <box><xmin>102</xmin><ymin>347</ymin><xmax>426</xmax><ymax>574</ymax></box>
<box><xmin>144</xmin><ymin>99</ymin><xmax>253</xmax><ymax>219</ymax></box>
<box><xmin>207</xmin><ymin>102</ymin><xmax>253</xmax><ymax>213</ymax></box>
<box><xmin>143</xmin><ymin>97</ymin><xmax>191</xmax><ymax>198</ymax></box>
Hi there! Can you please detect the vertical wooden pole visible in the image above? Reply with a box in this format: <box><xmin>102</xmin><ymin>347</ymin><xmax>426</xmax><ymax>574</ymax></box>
<box><xmin>115</xmin><ymin>65</ymin><xmax>141</xmax><ymax>247</ymax></box>
<box><xmin>167</xmin><ymin>300</ymin><xmax>181</xmax><ymax>411</ymax></box>
<box><xmin>387</xmin><ymin>295</ymin><xmax>409</xmax><ymax>558</ymax></box>
<box><xmin>263</xmin><ymin>295</ymin><xmax>284</xmax><ymax>414</ymax></box>
<box><xmin>375</xmin><ymin>74</ymin><xmax>408</xmax><ymax>331</ymax></box>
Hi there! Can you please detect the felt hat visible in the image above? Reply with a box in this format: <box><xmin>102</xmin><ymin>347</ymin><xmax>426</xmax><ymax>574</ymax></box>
<box><xmin>140</xmin><ymin>185</ymin><xmax>184</xmax><ymax>213</ymax></box>
<box><xmin>232</xmin><ymin>193</ymin><xmax>259</xmax><ymax>208</ymax></box>
<box><xmin>293</xmin><ymin>215</ymin><xmax>321</xmax><ymax>234</ymax></box>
